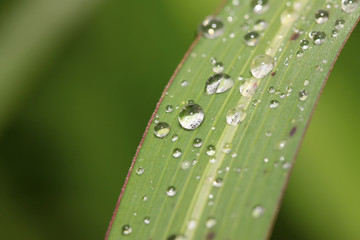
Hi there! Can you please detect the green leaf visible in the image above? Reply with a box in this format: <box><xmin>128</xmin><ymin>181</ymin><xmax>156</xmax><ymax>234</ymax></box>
<box><xmin>106</xmin><ymin>0</ymin><xmax>359</xmax><ymax>239</ymax></box>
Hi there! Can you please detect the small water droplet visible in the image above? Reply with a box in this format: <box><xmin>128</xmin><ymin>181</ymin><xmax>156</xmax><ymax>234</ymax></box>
<box><xmin>252</xmin><ymin>205</ymin><xmax>265</xmax><ymax>218</ymax></box>
<box><xmin>268</xmin><ymin>87</ymin><xmax>275</xmax><ymax>93</ymax></box>
<box><xmin>166</xmin><ymin>186</ymin><xmax>177</xmax><ymax>197</ymax></box>
<box><xmin>222</xmin><ymin>143</ymin><xmax>232</xmax><ymax>154</ymax></box>
<box><xmin>265</xmin><ymin>131</ymin><xmax>272</xmax><ymax>137</ymax></box>
<box><xmin>270</xmin><ymin>100</ymin><xmax>279</xmax><ymax>109</ymax></box>
<box><xmin>331</xmin><ymin>29</ymin><xmax>339</xmax><ymax>38</ymax></box>
<box><xmin>136</xmin><ymin>167</ymin><xmax>144</xmax><ymax>175</ymax></box>
<box><xmin>144</xmin><ymin>216</ymin><xmax>151</xmax><ymax>225</ymax></box>
<box><xmin>250</xmin><ymin>55</ymin><xmax>275</xmax><ymax>78</ymax></box>
<box><xmin>181</xmin><ymin>80</ymin><xmax>189</xmax><ymax>87</ymax></box>
<box><xmin>171</xmin><ymin>134</ymin><xmax>179</xmax><ymax>142</ymax></box>
<box><xmin>213</xmin><ymin>62</ymin><xmax>224</xmax><ymax>73</ymax></box>
<box><xmin>226</xmin><ymin>106</ymin><xmax>247</xmax><ymax>125</ymax></box>
<box><xmin>264</xmin><ymin>158</ymin><xmax>269</xmax><ymax>163</ymax></box>
<box><xmin>335</xmin><ymin>18</ymin><xmax>345</xmax><ymax>30</ymax></box>
<box><xmin>206</xmin><ymin>217</ymin><xmax>217</xmax><ymax>228</ymax></box>
<box><xmin>122</xmin><ymin>225</ymin><xmax>132</xmax><ymax>235</ymax></box>
<box><xmin>244</xmin><ymin>31</ymin><xmax>260</xmax><ymax>46</ymax></box>
<box><xmin>280</xmin><ymin>9</ymin><xmax>299</xmax><ymax>24</ymax></box>
<box><xmin>200</xmin><ymin>16</ymin><xmax>225</xmax><ymax>39</ymax></box>
<box><xmin>193</xmin><ymin>137</ymin><xmax>203</xmax><ymax>148</ymax></box>
<box><xmin>304</xmin><ymin>80</ymin><xmax>310</xmax><ymax>86</ymax></box>
<box><xmin>181</xmin><ymin>161</ymin><xmax>191</xmax><ymax>170</ymax></box>
<box><xmin>251</xmin><ymin>0</ymin><xmax>269</xmax><ymax>14</ymax></box>
<box><xmin>142</xmin><ymin>195</ymin><xmax>148</xmax><ymax>202</ymax></box>
<box><xmin>313</xmin><ymin>31</ymin><xmax>326</xmax><ymax>45</ymax></box>
<box><xmin>278</xmin><ymin>140</ymin><xmax>287</xmax><ymax>149</ymax></box>
<box><xmin>296</xmin><ymin>50</ymin><xmax>304</xmax><ymax>57</ymax></box>
<box><xmin>315</xmin><ymin>10</ymin><xmax>329</xmax><ymax>24</ymax></box>
<box><xmin>254</xmin><ymin>19</ymin><xmax>268</xmax><ymax>31</ymax></box>
<box><xmin>172</xmin><ymin>148</ymin><xmax>182</xmax><ymax>158</ymax></box>
<box><xmin>166</xmin><ymin>105</ymin><xmax>174</xmax><ymax>113</ymax></box>
<box><xmin>178</xmin><ymin>104</ymin><xmax>204</xmax><ymax>130</ymax></box>
<box><xmin>154</xmin><ymin>122</ymin><xmax>170</xmax><ymax>138</ymax></box>
<box><xmin>341</xmin><ymin>0</ymin><xmax>359</xmax><ymax>13</ymax></box>
<box><xmin>300</xmin><ymin>39</ymin><xmax>310</xmax><ymax>49</ymax></box>
<box><xmin>205</xmin><ymin>73</ymin><xmax>234</xmax><ymax>95</ymax></box>
<box><xmin>239</xmin><ymin>79</ymin><xmax>258</xmax><ymax>97</ymax></box>
<box><xmin>298</xmin><ymin>90</ymin><xmax>308</xmax><ymax>101</ymax></box>
<box><xmin>206</xmin><ymin>145</ymin><xmax>216</xmax><ymax>156</ymax></box>
<box><xmin>213</xmin><ymin>178</ymin><xmax>223</xmax><ymax>187</ymax></box>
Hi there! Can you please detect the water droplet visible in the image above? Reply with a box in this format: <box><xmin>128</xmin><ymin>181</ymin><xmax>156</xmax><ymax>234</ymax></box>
<box><xmin>122</xmin><ymin>225</ymin><xmax>132</xmax><ymax>235</ymax></box>
<box><xmin>244</xmin><ymin>31</ymin><xmax>260</xmax><ymax>46</ymax></box>
<box><xmin>154</xmin><ymin>122</ymin><xmax>170</xmax><ymax>138</ymax></box>
<box><xmin>200</xmin><ymin>16</ymin><xmax>225</xmax><ymax>39</ymax></box>
<box><xmin>251</xmin><ymin>55</ymin><xmax>274</xmax><ymax>79</ymax></box>
<box><xmin>313</xmin><ymin>31</ymin><xmax>326</xmax><ymax>45</ymax></box>
<box><xmin>136</xmin><ymin>167</ymin><xmax>144</xmax><ymax>175</ymax></box>
<box><xmin>265</xmin><ymin>131</ymin><xmax>272</xmax><ymax>137</ymax></box>
<box><xmin>213</xmin><ymin>178</ymin><xmax>223</xmax><ymax>187</ymax></box>
<box><xmin>278</xmin><ymin>140</ymin><xmax>287</xmax><ymax>149</ymax></box>
<box><xmin>300</xmin><ymin>39</ymin><xmax>310</xmax><ymax>49</ymax></box>
<box><xmin>167</xmin><ymin>235</ymin><xmax>186</xmax><ymax>240</ymax></box>
<box><xmin>166</xmin><ymin>186</ymin><xmax>177</xmax><ymax>197</ymax></box>
<box><xmin>172</xmin><ymin>148</ymin><xmax>182</xmax><ymax>158</ymax></box>
<box><xmin>206</xmin><ymin>217</ymin><xmax>217</xmax><ymax>228</ymax></box>
<box><xmin>252</xmin><ymin>205</ymin><xmax>265</xmax><ymax>218</ymax></box>
<box><xmin>178</xmin><ymin>104</ymin><xmax>204</xmax><ymax>130</ymax></box>
<box><xmin>166</xmin><ymin>105</ymin><xmax>174</xmax><ymax>113</ymax></box>
<box><xmin>187</xmin><ymin>219</ymin><xmax>197</xmax><ymax>230</ymax></box>
<box><xmin>254</xmin><ymin>19</ymin><xmax>268</xmax><ymax>31</ymax></box>
<box><xmin>264</xmin><ymin>158</ymin><xmax>269</xmax><ymax>163</ymax></box>
<box><xmin>342</xmin><ymin>0</ymin><xmax>359</xmax><ymax>13</ymax></box>
<box><xmin>142</xmin><ymin>195</ymin><xmax>148</xmax><ymax>202</ymax></box>
<box><xmin>181</xmin><ymin>161</ymin><xmax>191</xmax><ymax>170</ymax></box>
<box><xmin>282</xmin><ymin>162</ymin><xmax>291</xmax><ymax>169</ymax></box>
<box><xmin>206</xmin><ymin>145</ymin><xmax>216</xmax><ymax>156</ymax></box>
<box><xmin>213</xmin><ymin>62</ymin><xmax>224</xmax><ymax>73</ymax></box>
<box><xmin>210</xmin><ymin>57</ymin><xmax>217</xmax><ymax>65</ymax></box>
<box><xmin>268</xmin><ymin>87</ymin><xmax>275</xmax><ymax>93</ymax></box>
<box><xmin>226</xmin><ymin>106</ymin><xmax>247</xmax><ymax>125</ymax></box>
<box><xmin>304</xmin><ymin>80</ymin><xmax>310</xmax><ymax>86</ymax></box>
<box><xmin>251</xmin><ymin>0</ymin><xmax>269</xmax><ymax>14</ymax></box>
<box><xmin>298</xmin><ymin>90</ymin><xmax>308</xmax><ymax>101</ymax></box>
<box><xmin>171</xmin><ymin>134</ymin><xmax>179</xmax><ymax>142</ymax></box>
<box><xmin>331</xmin><ymin>29</ymin><xmax>339</xmax><ymax>38</ymax></box>
<box><xmin>222</xmin><ymin>143</ymin><xmax>232</xmax><ymax>154</ymax></box>
<box><xmin>181</xmin><ymin>80</ymin><xmax>189</xmax><ymax>87</ymax></box>
<box><xmin>193</xmin><ymin>137</ymin><xmax>203</xmax><ymax>148</ymax></box>
<box><xmin>239</xmin><ymin>79</ymin><xmax>258</xmax><ymax>97</ymax></box>
<box><xmin>296</xmin><ymin>50</ymin><xmax>304</xmax><ymax>58</ymax></box>
<box><xmin>270</xmin><ymin>100</ymin><xmax>279</xmax><ymax>109</ymax></box>
<box><xmin>335</xmin><ymin>18</ymin><xmax>345</xmax><ymax>30</ymax></box>
<box><xmin>205</xmin><ymin>73</ymin><xmax>234</xmax><ymax>94</ymax></box>
<box><xmin>280</xmin><ymin>9</ymin><xmax>299</xmax><ymax>24</ymax></box>
<box><xmin>315</xmin><ymin>10</ymin><xmax>329</xmax><ymax>24</ymax></box>
<box><xmin>144</xmin><ymin>216</ymin><xmax>151</xmax><ymax>224</ymax></box>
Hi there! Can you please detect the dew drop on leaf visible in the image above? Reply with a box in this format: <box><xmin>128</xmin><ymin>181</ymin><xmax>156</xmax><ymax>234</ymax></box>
<box><xmin>205</xmin><ymin>73</ymin><xmax>234</xmax><ymax>95</ymax></box>
<box><xmin>252</xmin><ymin>205</ymin><xmax>265</xmax><ymax>218</ymax></box>
<box><xmin>144</xmin><ymin>216</ymin><xmax>151</xmax><ymax>225</ymax></box>
<box><xmin>166</xmin><ymin>186</ymin><xmax>177</xmax><ymax>197</ymax></box>
<box><xmin>205</xmin><ymin>217</ymin><xmax>217</xmax><ymax>228</ymax></box>
<box><xmin>313</xmin><ymin>31</ymin><xmax>326</xmax><ymax>45</ymax></box>
<box><xmin>121</xmin><ymin>225</ymin><xmax>132</xmax><ymax>235</ymax></box>
<box><xmin>206</xmin><ymin>145</ymin><xmax>216</xmax><ymax>156</ymax></box>
<box><xmin>213</xmin><ymin>62</ymin><xmax>224</xmax><ymax>73</ymax></box>
<box><xmin>250</xmin><ymin>55</ymin><xmax>274</xmax><ymax>79</ymax></box>
<box><xmin>172</xmin><ymin>148</ymin><xmax>182</xmax><ymax>158</ymax></box>
<box><xmin>136</xmin><ymin>167</ymin><xmax>144</xmax><ymax>175</ymax></box>
<box><xmin>335</xmin><ymin>18</ymin><xmax>345</xmax><ymax>30</ymax></box>
<box><xmin>244</xmin><ymin>31</ymin><xmax>260</xmax><ymax>46</ymax></box>
<box><xmin>254</xmin><ymin>19</ymin><xmax>268</xmax><ymax>31</ymax></box>
<box><xmin>193</xmin><ymin>137</ymin><xmax>203</xmax><ymax>148</ymax></box>
<box><xmin>341</xmin><ymin>0</ymin><xmax>359</xmax><ymax>13</ymax></box>
<box><xmin>154</xmin><ymin>122</ymin><xmax>170</xmax><ymax>138</ymax></box>
<box><xmin>269</xmin><ymin>100</ymin><xmax>279</xmax><ymax>109</ymax></box>
<box><xmin>178</xmin><ymin>104</ymin><xmax>205</xmax><ymax>130</ymax></box>
<box><xmin>199</xmin><ymin>16</ymin><xmax>225</xmax><ymax>39</ymax></box>
<box><xmin>300</xmin><ymin>39</ymin><xmax>310</xmax><ymax>49</ymax></box>
<box><xmin>226</xmin><ymin>106</ymin><xmax>247</xmax><ymax>126</ymax></box>
<box><xmin>166</xmin><ymin>105</ymin><xmax>174</xmax><ymax>113</ymax></box>
<box><xmin>251</xmin><ymin>0</ymin><xmax>269</xmax><ymax>14</ymax></box>
<box><xmin>298</xmin><ymin>90</ymin><xmax>308</xmax><ymax>101</ymax></box>
<box><xmin>213</xmin><ymin>178</ymin><xmax>223</xmax><ymax>187</ymax></box>
<box><xmin>314</xmin><ymin>9</ymin><xmax>329</xmax><ymax>24</ymax></box>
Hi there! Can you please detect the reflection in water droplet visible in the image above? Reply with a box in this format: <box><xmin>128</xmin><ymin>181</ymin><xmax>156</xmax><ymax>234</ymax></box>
<box><xmin>206</xmin><ymin>145</ymin><xmax>216</xmax><ymax>156</ymax></box>
<box><xmin>178</xmin><ymin>104</ymin><xmax>205</xmax><ymax>130</ymax></box>
<box><xmin>122</xmin><ymin>225</ymin><xmax>132</xmax><ymax>235</ymax></box>
<box><xmin>244</xmin><ymin>31</ymin><xmax>260</xmax><ymax>46</ymax></box>
<box><xmin>252</xmin><ymin>205</ymin><xmax>265</xmax><ymax>218</ymax></box>
<box><xmin>341</xmin><ymin>0</ymin><xmax>359</xmax><ymax>13</ymax></box>
<box><xmin>205</xmin><ymin>73</ymin><xmax>234</xmax><ymax>95</ymax></box>
<box><xmin>200</xmin><ymin>16</ymin><xmax>225</xmax><ymax>39</ymax></box>
<box><xmin>166</xmin><ymin>186</ymin><xmax>177</xmax><ymax>197</ymax></box>
<box><xmin>226</xmin><ymin>106</ymin><xmax>247</xmax><ymax>126</ymax></box>
<box><xmin>136</xmin><ymin>167</ymin><xmax>144</xmax><ymax>175</ymax></box>
<box><xmin>251</xmin><ymin>55</ymin><xmax>274</xmax><ymax>79</ymax></box>
<box><xmin>193</xmin><ymin>137</ymin><xmax>203</xmax><ymax>148</ymax></box>
<box><xmin>313</xmin><ymin>31</ymin><xmax>326</xmax><ymax>45</ymax></box>
<box><xmin>206</xmin><ymin>217</ymin><xmax>217</xmax><ymax>228</ymax></box>
<box><xmin>315</xmin><ymin>10</ymin><xmax>329</xmax><ymax>24</ymax></box>
<box><xmin>270</xmin><ymin>100</ymin><xmax>279</xmax><ymax>109</ymax></box>
<box><xmin>172</xmin><ymin>148</ymin><xmax>182</xmax><ymax>158</ymax></box>
<box><xmin>298</xmin><ymin>90</ymin><xmax>308</xmax><ymax>101</ymax></box>
<box><xmin>251</xmin><ymin>0</ymin><xmax>269</xmax><ymax>14</ymax></box>
<box><xmin>154</xmin><ymin>122</ymin><xmax>170</xmax><ymax>138</ymax></box>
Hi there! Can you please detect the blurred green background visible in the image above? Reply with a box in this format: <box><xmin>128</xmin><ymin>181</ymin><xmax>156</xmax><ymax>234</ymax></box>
<box><xmin>0</xmin><ymin>0</ymin><xmax>359</xmax><ymax>239</ymax></box>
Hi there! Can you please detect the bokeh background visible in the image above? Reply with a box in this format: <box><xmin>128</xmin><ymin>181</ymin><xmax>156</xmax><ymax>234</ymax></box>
<box><xmin>0</xmin><ymin>0</ymin><xmax>359</xmax><ymax>239</ymax></box>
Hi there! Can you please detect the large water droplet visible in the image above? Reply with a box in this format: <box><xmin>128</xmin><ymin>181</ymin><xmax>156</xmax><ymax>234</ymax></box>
<box><xmin>200</xmin><ymin>16</ymin><xmax>225</xmax><ymax>39</ymax></box>
<box><xmin>252</xmin><ymin>205</ymin><xmax>265</xmax><ymax>218</ymax></box>
<box><xmin>122</xmin><ymin>225</ymin><xmax>132</xmax><ymax>235</ymax></box>
<box><xmin>251</xmin><ymin>0</ymin><xmax>269</xmax><ymax>14</ymax></box>
<box><xmin>154</xmin><ymin>122</ymin><xmax>170</xmax><ymax>138</ymax></box>
<box><xmin>178</xmin><ymin>104</ymin><xmax>204</xmax><ymax>130</ymax></box>
<box><xmin>342</xmin><ymin>0</ymin><xmax>359</xmax><ymax>13</ymax></box>
<box><xmin>300</xmin><ymin>39</ymin><xmax>310</xmax><ymax>49</ymax></box>
<box><xmin>335</xmin><ymin>18</ymin><xmax>345</xmax><ymax>30</ymax></box>
<box><xmin>270</xmin><ymin>100</ymin><xmax>279</xmax><ymax>109</ymax></box>
<box><xmin>250</xmin><ymin>55</ymin><xmax>275</xmax><ymax>78</ymax></box>
<box><xmin>315</xmin><ymin>10</ymin><xmax>329</xmax><ymax>24</ymax></box>
<box><xmin>205</xmin><ymin>217</ymin><xmax>217</xmax><ymax>228</ymax></box>
<box><xmin>166</xmin><ymin>186</ymin><xmax>177</xmax><ymax>197</ymax></box>
<box><xmin>313</xmin><ymin>31</ymin><xmax>326</xmax><ymax>45</ymax></box>
<box><xmin>298</xmin><ymin>90</ymin><xmax>308</xmax><ymax>101</ymax></box>
<box><xmin>172</xmin><ymin>148</ymin><xmax>183</xmax><ymax>158</ymax></box>
<box><xmin>193</xmin><ymin>137</ymin><xmax>203</xmax><ymax>148</ymax></box>
<box><xmin>244</xmin><ymin>31</ymin><xmax>260</xmax><ymax>46</ymax></box>
<box><xmin>226</xmin><ymin>106</ymin><xmax>247</xmax><ymax>126</ymax></box>
<box><xmin>206</xmin><ymin>145</ymin><xmax>216</xmax><ymax>156</ymax></box>
<box><xmin>205</xmin><ymin>73</ymin><xmax>234</xmax><ymax>95</ymax></box>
